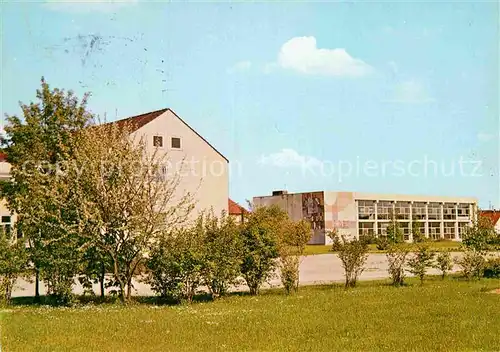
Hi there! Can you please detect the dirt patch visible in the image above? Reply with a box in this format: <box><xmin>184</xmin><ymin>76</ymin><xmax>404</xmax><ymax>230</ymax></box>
<box><xmin>489</xmin><ymin>288</ymin><xmax>500</xmax><ymax>294</ymax></box>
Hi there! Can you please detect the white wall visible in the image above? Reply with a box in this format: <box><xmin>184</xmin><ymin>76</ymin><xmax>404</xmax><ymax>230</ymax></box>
<box><xmin>131</xmin><ymin>109</ymin><xmax>229</xmax><ymax>219</ymax></box>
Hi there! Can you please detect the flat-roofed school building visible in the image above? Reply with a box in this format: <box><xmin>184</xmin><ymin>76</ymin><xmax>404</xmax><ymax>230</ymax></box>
<box><xmin>253</xmin><ymin>190</ymin><xmax>477</xmax><ymax>245</ymax></box>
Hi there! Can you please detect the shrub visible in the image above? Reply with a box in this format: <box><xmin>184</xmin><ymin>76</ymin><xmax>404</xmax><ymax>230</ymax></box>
<box><xmin>327</xmin><ymin>229</ymin><xmax>342</xmax><ymax>251</ymax></box>
<box><xmin>407</xmin><ymin>243</ymin><xmax>435</xmax><ymax>284</ymax></box>
<box><xmin>376</xmin><ymin>237</ymin><xmax>390</xmax><ymax>251</ymax></box>
<box><xmin>0</xmin><ymin>230</ymin><xmax>28</xmax><ymax>305</ymax></box>
<box><xmin>386</xmin><ymin>243</ymin><xmax>410</xmax><ymax>286</ymax></box>
<box><xmin>200</xmin><ymin>212</ymin><xmax>243</xmax><ymax>299</ymax></box>
<box><xmin>146</xmin><ymin>228</ymin><xmax>204</xmax><ymax>303</ymax></box>
<box><xmin>483</xmin><ymin>257</ymin><xmax>500</xmax><ymax>279</ymax></box>
<box><xmin>279</xmin><ymin>253</ymin><xmax>300</xmax><ymax>295</ymax></box>
<box><xmin>434</xmin><ymin>250</ymin><xmax>453</xmax><ymax>279</ymax></box>
<box><xmin>240</xmin><ymin>205</ymin><xmax>287</xmax><ymax>295</ymax></box>
<box><xmin>337</xmin><ymin>237</ymin><xmax>369</xmax><ymax>288</ymax></box>
<box><xmin>456</xmin><ymin>250</ymin><xmax>485</xmax><ymax>280</ymax></box>
<box><xmin>278</xmin><ymin>220</ymin><xmax>311</xmax><ymax>294</ymax></box>
<box><xmin>462</xmin><ymin>213</ymin><xmax>499</xmax><ymax>251</ymax></box>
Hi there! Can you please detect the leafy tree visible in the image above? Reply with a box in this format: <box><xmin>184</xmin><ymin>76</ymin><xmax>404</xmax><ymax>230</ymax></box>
<box><xmin>411</xmin><ymin>221</ymin><xmax>426</xmax><ymax>243</ymax></box>
<box><xmin>336</xmin><ymin>236</ymin><xmax>369</xmax><ymax>288</ymax></box>
<box><xmin>0</xmin><ymin>227</ymin><xmax>28</xmax><ymax>305</ymax></box>
<box><xmin>1</xmin><ymin>78</ymin><xmax>92</xmax><ymax>303</ymax></box>
<box><xmin>386</xmin><ymin>215</ymin><xmax>404</xmax><ymax>244</ymax></box>
<box><xmin>462</xmin><ymin>213</ymin><xmax>499</xmax><ymax>251</ymax></box>
<box><xmin>199</xmin><ymin>210</ymin><xmax>243</xmax><ymax>299</ymax></box>
<box><xmin>407</xmin><ymin>243</ymin><xmax>435</xmax><ymax>284</ymax></box>
<box><xmin>60</xmin><ymin>121</ymin><xmax>195</xmax><ymax>303</ymax></box>
<box><xmin>240</xmin><ymin>205</ymin><xmax>288</xmax><ymax>295</ymax></box>
<box><xmin>434</xmin><ymin>250</ymin><xmax>454</xmax><ymax>280</ymax></box>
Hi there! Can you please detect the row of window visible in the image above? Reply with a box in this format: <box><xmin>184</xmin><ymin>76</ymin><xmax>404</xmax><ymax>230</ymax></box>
<box><xmin>358</xmin><ymin>201</ymin><xmax>471</xmax><ymax>221</ymax></box>
<box><xmin>358</xmin><ymin>221</ymin><xmax>469</xmax><ymax>240</ymax></box>
<box><xmin>153</xmin><ymin>135</ymin><xmax>182</xmax><ymax>149</ymax></box>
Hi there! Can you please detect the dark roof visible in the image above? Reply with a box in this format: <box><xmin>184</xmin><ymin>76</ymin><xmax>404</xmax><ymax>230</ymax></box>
<box><xmin>111</xmin><ymin>108</ymin><xmax>228</xmax><ymax>162</ymax></box>
<box><xmin>228</xmin><ymin>199</ymin><xmax>247</xmax><ymax>215</ymax></box>
<box><xmin>113</xmin><ymin>108</ymin><xmax>169</xmax><ymax>131</ymax></box>
<box><xmin>480</xmin><ymin>210</ymin><xmax>500</xmax><ymax>226</ymax></box>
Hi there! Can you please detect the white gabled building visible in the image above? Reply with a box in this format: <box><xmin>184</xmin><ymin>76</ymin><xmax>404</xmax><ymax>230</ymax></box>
<box><xmin>0</xmin><ymin>108</ymin><xmax>229</xmax><ymax>233</ymax></box>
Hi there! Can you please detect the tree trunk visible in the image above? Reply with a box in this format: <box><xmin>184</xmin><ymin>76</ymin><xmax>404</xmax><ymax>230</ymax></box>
<box><xmin>126</xmin><ymin>279</ymin><xmax>132</xmax><ymax>300</ymax></box>
<box><xmin>99</xmin><ymin>262</ymin><xmax>105</xmax><ymax>298</ymax></box>
<box><xmin>34</xmin><ymin>266</ymin><xmax>40</xmax><ymax>303</ymax></box>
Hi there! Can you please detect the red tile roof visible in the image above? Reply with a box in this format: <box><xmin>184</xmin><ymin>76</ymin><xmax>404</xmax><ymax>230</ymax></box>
<box><xmin>0</xmin><ymin>152</ymin><xmax>6</xmax><ymax>162</ymax></box>
<box><xmin>228</xmin><ymin>199</ymin><xmax>247</xmax><ymax>215</ymax></box>
<box><xmin>111</xmin><ymin>108</ymin><xmax>228</xmax><ymax>162</ymax></box>
<box><xmin>480</xmin><ymin>210</ymin><xmax>500</xmax><ymax>226</ymax></box>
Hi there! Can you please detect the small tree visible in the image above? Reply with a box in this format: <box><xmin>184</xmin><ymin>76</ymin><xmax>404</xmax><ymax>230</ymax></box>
<box><xmin>278</xmin><ymin>219</ymin><xmax>311</xmax><ymax>294</ymax></box>
<box><xmin>456</xmin><ymin>249</ymin><xmax>485</xmax><ymax>280</ymax></box>
<box><xmin>240</xmin><ymin>205</ymin><xmax>288</xmax><ymax>295</ymax></box>
<box><xmin>0</xmin><ymin>228</ymin><xmax>28</xmax><ymax>305</ymax></box>
<box><xmin>146</xmin><ymin>227</ymin><xmax>204</xmax><ymax>303</ymax></box>
<box><xmin>411</xmin><ymin>221</ymin><xmax>426</xmax><ymax>243</ymax></box>
<box><xmin>462</xmin><ymin>213</ymin><xmax>498</xmax><ymax>252</ymax></box>
<box><xmin>434</xmin><ymin>250</ymin><xmax>453</xmax><ymax>280</ymax></box>
<box><xmin>407</xmin><ymin>243</ymin><xmax>435</xmax><ymax>284</ymax></box>
<box><xmin>337</xmin><ymin>236</ymin><xmax>369</xmax><ymax>288</ymax></box>
<box><xmin>386</xmin><ymin>243</ymin><xmax>410</xmax><ymax>286</ymax></box>
<box><xmin>200</xmin><ymin>211</ymin><xmax>243</xmax><ymax>299</ymax></box>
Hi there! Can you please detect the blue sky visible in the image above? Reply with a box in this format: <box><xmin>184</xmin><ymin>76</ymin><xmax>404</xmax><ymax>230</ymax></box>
<box><xmin>1</xmin><ymin>1</ymin><xmax>499</xmax><ymax>208</ymax></box>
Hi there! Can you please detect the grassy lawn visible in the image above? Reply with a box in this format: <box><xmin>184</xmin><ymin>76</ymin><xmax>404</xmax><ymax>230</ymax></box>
<box><xmin>305</xmin><ymin>240</ymin><xmax>462</xmax><ymax>255</ymax></box>
<box><xmin>1</xmin><ymin>278</ymin><xmax>499</xmax><ymax>351</ymax></box>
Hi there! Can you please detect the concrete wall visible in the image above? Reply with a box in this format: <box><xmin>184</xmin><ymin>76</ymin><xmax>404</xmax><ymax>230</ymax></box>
<box><xmin>253</xmin><ymin>192</ymin><xmax>328</xmax><ymax>245</ymax></box>
<box><xmin>324</xmin><ymin>192</ymin><xmax>357</xmax><ymax>241</ymax></box>
<box><xmin>131</xmin><ymin>109</ymin><xmax>229</xmax><ymax>219</ymax></box>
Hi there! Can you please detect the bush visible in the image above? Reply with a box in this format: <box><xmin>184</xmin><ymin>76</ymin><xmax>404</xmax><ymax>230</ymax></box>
<box><xmin>327</xmin><ymin>230</ymin><xmax>342</xmax><ymax>251</ymax></box>
<box><xmin>456</xmin><ymin>250</ymin><xmax>485</xmax><ymax>280</ymax></box>
<box><xmin>386</xmin><ymin>244</ymin><xmax>410</xmax><ymax>286</ymax></box>
<box><xmin>279</xmin><ymin>254</ymin><xmax>300</xmax><ymax>295</ymax></box>
<box><xmin>407</xmin><ymin>243</ymin><xmax>435</xmax><ymax>284</ymax></box>
<box><xmin>200</xmin><ymin>212</ymin><xmax>243</xmax><ymax>299</ymax></box>
<box><xmin>278</xmin><ymin>220</ymin><xmax>311</xmax><ymax>294</ymax></box>
<box><xmin>146</xmin><ymin>228</ymin><xmax>204</xmax><ymax>303</ymax></box>
<box><xmin>483</xmin><ymin>257</ymin><xmax>500</xmax><ymax>278</ymax></box>
<box><xmin>337</xmin><ymin>237</ymin><xmax>369</xmax><ymax>288</ymax></box>
<box><xmin>434</xmin><ymin>250</ymin><xmax>453</xmax><ymax>279</ymax></box>
<box><xmin>0</xmin><ymin>230</ymin><xmax>28</xmax><ymax>305</ymax></box>
<box><xmin>240</xmin><ymin>205</ymin><xmax>287</xmax><ymax>295</ymax></box>
<box><xmin>376</xmin><ymin>237</ymin><xmax>390</xmax><ymax>251</ymax></box>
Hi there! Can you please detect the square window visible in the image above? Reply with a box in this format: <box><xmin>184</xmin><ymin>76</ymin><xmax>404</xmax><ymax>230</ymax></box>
<box><xmin>153</xmin><ymin>136</ymin><xmax>163</xmax><ymax>147</ymax></box>
<box><xmin>1</xmin><ymin>216</ymin><xmax>11</xmax><ymax>223</ymax></box>
<box><xmin>171</xmin><ymin>137</ymin><xmax>181</xmax><ymax>149</ymax></box>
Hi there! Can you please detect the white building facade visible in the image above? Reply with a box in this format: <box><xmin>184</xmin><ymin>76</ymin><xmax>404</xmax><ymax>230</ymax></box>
<box><xmin>253</xmin><ymin>190</ymin><xmax>477</xmax><ymax>245</ymax></box>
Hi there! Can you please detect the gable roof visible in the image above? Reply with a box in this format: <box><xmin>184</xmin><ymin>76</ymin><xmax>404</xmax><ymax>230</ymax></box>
<box><xmin>480</xmin><ymin>210</ymin><xmax>500</xmax><ymax>226</ymax></box>
<box><xmin>111</xmin><ymin>108</ymin><xmax>228</xmax><ymax>163</ymax></box>
<box><xmin>228</xmin><ymin>198</ymin><xmax>247</xmax><ymax>215</ymax></box>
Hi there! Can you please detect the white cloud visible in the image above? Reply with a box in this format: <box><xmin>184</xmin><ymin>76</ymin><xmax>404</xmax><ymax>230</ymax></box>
<box><xmin>477</xmin><ymin>132</ymin><xmax>495</xmax><ymax>143</ymax></box>
<box><xmin>227</xmin><ymin>61</ymin><xmax>252</xmax><ymax>74</ymax></box>
<box><xmin>43</xmin><ymin>0</ymin><xmax>137</xmax><ymax>13</ymax></box>
<box><xmin>387</xmin><ymin>80</ymin><xmax>435</xmax><ymax>104</ymax></box>
<box><xmin>276</xmin><ymin>36</ymin><xmax>372</xmax><ymax>77</ymax></box>
<box><xmin>258</xmin><ymin>148</ymin><xmax>323</xmax><ymax>168</ymax></box>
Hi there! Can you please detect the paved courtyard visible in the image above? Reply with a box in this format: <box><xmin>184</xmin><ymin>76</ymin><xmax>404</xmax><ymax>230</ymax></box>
<box><xmin>11</xmin><ymin>253</ymin><xmax>466</xmax><ymax>298</ymax></box>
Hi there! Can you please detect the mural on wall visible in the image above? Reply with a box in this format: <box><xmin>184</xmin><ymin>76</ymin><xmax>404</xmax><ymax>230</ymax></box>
<box><xmin>302</xmin><ymin>192</ymin><xmax>325</xmax><ymax>230</ymax></box>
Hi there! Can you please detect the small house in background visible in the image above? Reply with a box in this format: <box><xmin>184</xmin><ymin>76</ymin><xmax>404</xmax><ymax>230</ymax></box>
<box><xmin>228</xmin><ymin>199</ymin><xmax>247</xmax><ymax>224</ymax></box>
<box><xmin>480</xmin><ymin>210</ymin><xmax>500</xmax><ymax>233</ymax></box>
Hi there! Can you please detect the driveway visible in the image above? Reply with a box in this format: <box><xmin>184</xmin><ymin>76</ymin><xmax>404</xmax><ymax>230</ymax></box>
<box><xmin>11</xmin><ymin>252</ymin><xmax>467</xmax><ymax>298</ymax></box>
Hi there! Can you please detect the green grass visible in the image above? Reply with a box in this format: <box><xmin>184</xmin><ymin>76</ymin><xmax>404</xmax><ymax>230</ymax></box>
<box><xmin>305</xmin><ymin>240</ymin><xmax>462</xmax><ymax>255</ymax></box>
<box><xmin>1</xmin><ymin>278</ymin><xmax>499</xmax><ymax>351</ymax></box>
